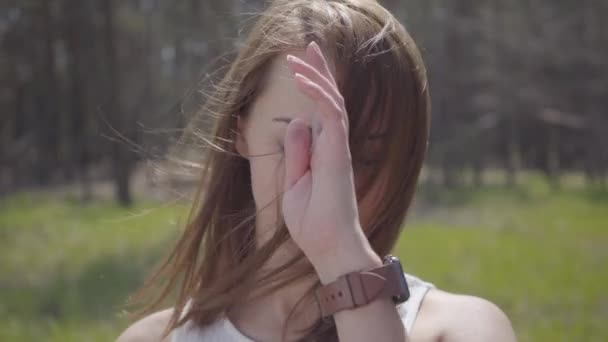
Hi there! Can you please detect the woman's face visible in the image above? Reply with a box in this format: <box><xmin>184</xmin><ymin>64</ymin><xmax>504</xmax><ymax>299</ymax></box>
<box><xmin>236</xmin><ymin>51</ymin><xmax>389</xmax><ymax>244</ymax></box>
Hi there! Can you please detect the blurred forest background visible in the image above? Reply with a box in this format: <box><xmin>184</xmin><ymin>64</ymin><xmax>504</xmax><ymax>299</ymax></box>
<box><xmin>0</xmin><ymin>0</ymin><xmax>606</xmax><ymax>341</ymax></box>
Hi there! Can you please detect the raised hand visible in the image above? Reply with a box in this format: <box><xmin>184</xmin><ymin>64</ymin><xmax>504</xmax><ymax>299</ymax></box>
<box><xmin>281</xmin><ymin>41</ymin><xmax>381</xmax><ymax>283</ymax></box>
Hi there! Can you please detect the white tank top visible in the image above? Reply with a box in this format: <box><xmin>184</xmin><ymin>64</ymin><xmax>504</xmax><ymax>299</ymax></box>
<box><xmin>171</xmin><ymin>273</ymin><xmax>434</xmax><ymax>342</ymax></box>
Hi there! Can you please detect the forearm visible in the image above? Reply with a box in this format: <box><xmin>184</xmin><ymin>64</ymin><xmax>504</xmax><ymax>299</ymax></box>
<box><xmin>313</xmin><ymin>243</ymin><xmax>407</xmax><ymax>342</ymax></box>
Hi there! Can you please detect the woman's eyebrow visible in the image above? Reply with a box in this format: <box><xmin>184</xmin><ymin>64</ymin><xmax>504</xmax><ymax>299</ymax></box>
<box><xmin>272</xmin><ymin>117</ymin><xmax>313</xmax><ymax>130</ymax></box>
<box><xmin>272</xmin><ymin>117</ymin><xmax>292</xmax><ymax>124</ymax></box>
<box><xmin>273</xmin><ymin>116</ymin><xmax>385</xmax><ymax>140</ymax></box>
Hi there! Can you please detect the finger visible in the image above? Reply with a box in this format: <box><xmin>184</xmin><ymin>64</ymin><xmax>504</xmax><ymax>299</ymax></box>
<box><xmin>307</xmin><ymin>41</ymin><xmax>337</xmax><ymax>88</ymax></box>
<box><xmin>306</xmin><ymin>42</ymin><xmax>349</xmax><ymax>131</ymax></box>
<box><xmin>311</xmin><ymin>113</ymin><xmax>322</xmax><ymax>153</ymax></box>
<box><xmin>283</xmin><ymin>118</ymin><xmax>312</xmax><ymax>192</ymax></box>
<box><xmin>293</xmin><ymin>73</ymin><xmax>348</xmax><ymax>150</ymax></box>
<box><xmin>286</xmin><ymin>55</ymin><xmax>344</xmax><ymax>109</ymax></box>
<box><xmin>293</xmin><ymin>73</ymin><xmax>344</xmax><ymax>125</ymax></box>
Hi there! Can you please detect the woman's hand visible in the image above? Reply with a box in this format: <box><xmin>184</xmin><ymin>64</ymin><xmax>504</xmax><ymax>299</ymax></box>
<box><xmin>281</xmin><ymin>42</ymin><xmax>381</xmax><ymax>283</ymax></box>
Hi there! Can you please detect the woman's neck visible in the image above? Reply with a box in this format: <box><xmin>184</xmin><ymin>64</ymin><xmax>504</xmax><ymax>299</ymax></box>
<box><xmin>229</xmin><ymin>224</ymin><xmax>322</xmax><ymax>341</ymax></box>
<box><xmin>228</xmin><ymin>276</ymin><xmax>321</xmax><ymax>341</ymax></box>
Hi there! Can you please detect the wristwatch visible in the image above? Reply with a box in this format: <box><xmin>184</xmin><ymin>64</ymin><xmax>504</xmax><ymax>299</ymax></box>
<box><xmin>314</xmin><ymin>255</ymin><xmax>410</xmax><ymax>318</ymax></box>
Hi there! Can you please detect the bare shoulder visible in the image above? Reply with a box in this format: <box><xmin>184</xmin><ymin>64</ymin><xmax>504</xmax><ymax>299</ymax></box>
<box><xmin>416</xmin><ymin>289</ymin><xmax>517</xmax><ymax>342</ymax></box>
<box><xmin>116</xmin><ymin>308</ymin><xmax>174</xmax><ymax>342</ymax></box>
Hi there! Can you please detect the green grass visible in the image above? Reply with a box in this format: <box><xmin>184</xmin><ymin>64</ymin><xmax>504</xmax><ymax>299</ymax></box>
<box><xmin>400</xmin><ymin>182</ymin><xmax>608</xmax><ymax>342</ymax></box>
<box><xmin>1</xmin><ymin>181</ymin><xmax>607</xmax><ymax>341</ymax></box>
<box><xmin>0</xmin><ymin>193</ymin><xmax>188</xmax><ymax>342</ymax></box>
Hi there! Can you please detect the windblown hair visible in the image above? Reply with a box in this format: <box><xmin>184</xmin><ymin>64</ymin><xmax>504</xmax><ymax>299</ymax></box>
<box><xmin>133</xmin><ymin>0</ymin><xmax>430</xmax><ymax>341</ymax></box>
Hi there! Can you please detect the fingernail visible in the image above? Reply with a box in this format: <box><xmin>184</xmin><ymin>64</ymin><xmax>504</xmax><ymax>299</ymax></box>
<box><xmin>289</xmin><ymin>122</ymin><xmax>308</xmax><ymax>143</ymax></box>
<box><xmin>294</xmin><ymin>123</ymin><xmax>308</xmax><ymax>136</ymax></box>
<box><xmin>294</xmin><ymin>73</ymin><xmax>310</xmax><ymax>84</ymax></box>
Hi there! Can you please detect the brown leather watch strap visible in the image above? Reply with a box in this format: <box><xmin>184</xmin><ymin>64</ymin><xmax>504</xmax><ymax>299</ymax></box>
<box><xmin>315</xmin><ymin>259</ymin><xmax>406</xmax><ymax>318</ymax></box>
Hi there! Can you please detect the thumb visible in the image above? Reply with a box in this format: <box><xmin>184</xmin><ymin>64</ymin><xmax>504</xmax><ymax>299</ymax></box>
<box><xmin>283</xmin><ymin>118</ymin><xmax>311</xmax><ymax>192</ymax></box>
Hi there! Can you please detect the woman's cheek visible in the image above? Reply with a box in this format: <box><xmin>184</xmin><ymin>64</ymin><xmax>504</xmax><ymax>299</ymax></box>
<box><xmin>249</xmin><ymin>145</ymin><xmax>284</xmax><ymax>206</ymax></box>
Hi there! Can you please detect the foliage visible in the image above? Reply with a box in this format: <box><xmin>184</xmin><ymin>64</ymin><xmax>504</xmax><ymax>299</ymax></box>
<box><xmin>1</xmin><ymin>0</ymin><xmax>606</xmax><ymax>202</ymax></box>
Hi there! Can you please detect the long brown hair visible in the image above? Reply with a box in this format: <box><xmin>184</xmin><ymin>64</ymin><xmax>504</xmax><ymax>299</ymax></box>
<box><xmin>134</xmin><ymin>0</ymin><xmax>430</xmax><ymax>341</ymax></box>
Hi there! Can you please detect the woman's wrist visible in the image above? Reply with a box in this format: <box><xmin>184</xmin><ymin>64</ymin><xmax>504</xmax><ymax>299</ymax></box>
<box><xmin>311</xmin><ymin>240</ymin><xmax>383</xmax><ymax>285</ymax></box>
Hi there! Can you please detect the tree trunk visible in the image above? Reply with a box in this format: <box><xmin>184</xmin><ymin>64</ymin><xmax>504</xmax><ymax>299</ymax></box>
<box><xmin>35</xmin><ymin>0</ymin><xmax>60</xmax><ymax>186</ymax></box>
<box><xmin>101</xmin><ymin>0</ymin><xmax>133</xmax><ymax>206</ymax></box>
<box><xmin>505</xmin><ymin>117</ymin><xmax>520</xmax><ymax>187</ymax></box>
<box><xmin>65</xmin><ymin>0</ymin><xmax>92</xmax><ymax>202</ymax></box>
<box><xmin>473</xmin><ymin>159</ymin><xmax>484</xmax><ymax>188</ymax></box>
<box><xmin>546</xmin><ymin>125</ymin><xmax>561</xmax><ymax>189</ymax></box>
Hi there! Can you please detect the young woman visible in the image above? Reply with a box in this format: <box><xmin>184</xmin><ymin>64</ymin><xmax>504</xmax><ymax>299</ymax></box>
<box><xmin>118</xmin><ymin>0</ymin><xmax>516</xmax><ymax>341</ymax></box>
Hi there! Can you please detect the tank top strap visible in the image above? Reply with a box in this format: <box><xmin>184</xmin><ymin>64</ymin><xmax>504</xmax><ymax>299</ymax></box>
<box><xmin>170</xmin><ymin>300</ymin><xmax>204</xmax><ymax>342</ymax></box>
<box><xmin>397</xmin><ymin>272</ymin><xmax>435</xmax><ymax>332</ymax></box>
